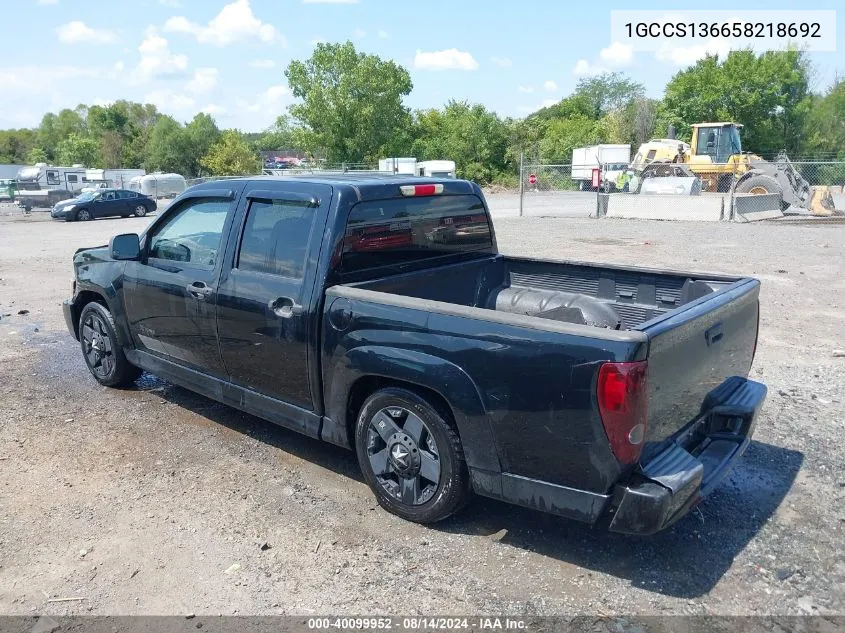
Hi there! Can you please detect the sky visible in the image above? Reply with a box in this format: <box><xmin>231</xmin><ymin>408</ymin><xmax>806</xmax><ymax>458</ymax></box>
<box><xmin>1</xmin><ymin>0</ymin><xmax>842</xmax><ymax>132</ymax></box>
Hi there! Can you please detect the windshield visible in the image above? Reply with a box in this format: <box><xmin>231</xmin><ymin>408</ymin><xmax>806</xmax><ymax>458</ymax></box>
<box><xmin>728</xmin><ymin>126</ymin><xmax>742</xmax><ymax>154</ymax></box>
<box><xmin>76</xmin><ymin>192</ymin><xmax>97</xmax><ymax>202</ymax></box>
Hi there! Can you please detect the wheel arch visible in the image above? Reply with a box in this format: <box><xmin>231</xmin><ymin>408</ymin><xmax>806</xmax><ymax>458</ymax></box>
<box><xmin>71</xmin><ymin>287</ymin><xmax>132</xmax><ymax>349</ymax></box>
<box><xmin>322</xmin><ymin>346</ymin><xmax>502</xmax><ymax>474</ymax></box>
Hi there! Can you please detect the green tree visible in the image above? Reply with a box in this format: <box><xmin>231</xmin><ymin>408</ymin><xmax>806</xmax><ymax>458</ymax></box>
<box><xmin>662</xmin><ymin>49</ymin><xmax>812</xmax><ymax>155</ymax></box>
<box><xmin>101</xmin><ymin>130</ymin><xmax>124</xmax><ymax>168</ymax></box>
<box><xmin>27</xmin><ymin>146</ymin><xmax>49</xmax><ymax>164</ymax></box>
<box><xmin>538</xmin><ymin>116</ymin><xmax>602</xmax><ymax>163</ymax></box>
<box><xmin>0</xmin><ymin>129</ymin><xmax>36</xmax><ymax>163</ymax></box>
<box><xmin>55</xmin><ymin>133</ymin><xmax>100</xmax><ymax>167</ymax></box>
<box><xmin>411</xmin><ymin>101</ymin><xmax>509</xmax><ymax>185</ymax></box>
<box><xmin>201</xmin><ymin>130</ymin><xmax>260</xmax><ymax>175</ymax></box>
<box><xmin>183</xmin><ymin>113</ymin><xmax>221</xmax><ymax>176</ymax></box>
<box><xmin>285</xmin><ymin>41</ymin><xmax>413</xmax><ymax>163</ymax></box>
<box><xmin>805</xmin><ymin>78</ymin><xmax>845</xmax><ymax>158</ymax></box>
<box><xmin>144</xmin><ymin>116</ymin><xmax>191</xmax><ymax>175</ymax></box>
<box><xmin>254</xmin><ymin>114</ymin><xmax>301</xmax><ymax>151</ymax></box>
<box><xmin>575</xmin><ymin>72</ymin><xmax>645</xmax><ymax>119</ymax></box>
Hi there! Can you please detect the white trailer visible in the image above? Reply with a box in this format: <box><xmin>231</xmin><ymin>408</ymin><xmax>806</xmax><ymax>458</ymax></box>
<box><xmin>416</xmin><ymin>160</ymin><xmax>456</xmax><ymax>178</ymax></box>
<box><xmin>571</xmin><ymin>144</ymin><xmax>631</xmax><ymax>190</ymax></box>
<box><xmin>128</xmin><ymin>173</ymin><xmax>187</xmax><ymax>198</ymax></box>
<box><xmin>84</xmin><ymin>168</ymin><xmax>146</xmax><ymax>189</ymax></box>
<box><xmin>14</xmin><ymin>163</ymin><xmax>87</xmax><ymax>210</ymax></box>
<box><xmin>378</xmin><ymin>157</ymin><xmax>418</xmax><ymax>175</ymax></box>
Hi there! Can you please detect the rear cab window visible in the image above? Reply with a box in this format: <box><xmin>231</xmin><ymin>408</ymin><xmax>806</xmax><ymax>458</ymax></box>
<box><xmin>341</xmin><ymin>194</ymin><xmax>493</xmax><ymax>274</ymax></box>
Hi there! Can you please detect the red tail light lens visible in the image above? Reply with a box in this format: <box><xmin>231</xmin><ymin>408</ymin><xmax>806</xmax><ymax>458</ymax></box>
<box><xmin>597</xmin><ymin>361</ymin><xmax>648</xmax><ymax>465</ymax></box>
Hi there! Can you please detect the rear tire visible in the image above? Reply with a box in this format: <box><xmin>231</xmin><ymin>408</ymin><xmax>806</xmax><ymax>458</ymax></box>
<box><xmin>78</xmin><ymin>302</ymin><xmax>141</xmax><ymax>388</ymax></box>
<box><xmin>355</xmin><ymin>387</ymin><xmax>471</xmax><ymax>524</ymax></box>
<box><xmin>133</xmin><ymin>204</ymin><xmax>147</xmax><ymax>217</ymax></box>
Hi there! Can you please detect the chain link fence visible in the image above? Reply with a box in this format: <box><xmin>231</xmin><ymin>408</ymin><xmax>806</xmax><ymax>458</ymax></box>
<box><xmin>518</xmin><ymin>157</ymin><xmax>845</xmax><ymax>220</ymax></box>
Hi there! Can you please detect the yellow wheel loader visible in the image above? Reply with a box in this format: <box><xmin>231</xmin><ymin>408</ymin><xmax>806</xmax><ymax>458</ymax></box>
<box><xmin>631</xmin><ymin>122</ymin><xmax>838</xmax><ymax>216</ymax></box>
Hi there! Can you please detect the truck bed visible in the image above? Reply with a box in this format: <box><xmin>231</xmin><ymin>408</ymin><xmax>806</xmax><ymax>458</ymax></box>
<box><xmin>330</xmin><ymin>253</ymin><xmax>760</xmax><ymax>465</ymax></box>
<box><xmin>344</xmin><ymin>254</ymin><xmax>739</xmax><ymax>331</ymax></box>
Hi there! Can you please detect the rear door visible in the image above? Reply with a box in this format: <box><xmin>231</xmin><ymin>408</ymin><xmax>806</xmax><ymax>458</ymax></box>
<box><xmin>215</xmin><ymin>181</ymin><xmax>333</xmax><ymax>427</ymax></box>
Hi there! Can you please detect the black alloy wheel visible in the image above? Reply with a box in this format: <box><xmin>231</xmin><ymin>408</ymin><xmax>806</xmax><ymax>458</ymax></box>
<box><xmin>355</xmin><ymin>387</ymin><xmax>471</xmax><ymax>523</ymax></box>
<box><xmin>78</xmin><ymin>302</ymin><xmax>141</xmax><ymax>387</ymax></box>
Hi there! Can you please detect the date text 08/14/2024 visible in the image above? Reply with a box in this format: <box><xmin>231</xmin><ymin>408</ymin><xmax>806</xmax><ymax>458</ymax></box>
<box><xmin>307</xmin><ymin>618</ymin><xmax>527</xmax><ymax>630</ymax></box>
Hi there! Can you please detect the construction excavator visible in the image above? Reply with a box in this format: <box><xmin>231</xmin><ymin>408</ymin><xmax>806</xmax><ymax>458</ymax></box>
<box><xmin>630</xmin><ymin>122</ymin><xmax>839</xmax><ymax>216</ymax></box>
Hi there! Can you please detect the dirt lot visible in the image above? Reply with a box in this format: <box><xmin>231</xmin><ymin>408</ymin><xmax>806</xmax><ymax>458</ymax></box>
<box><xmin>0</xmin><ymin>203</ymin><xmax>843</xmax><ymax>617</ymax></box>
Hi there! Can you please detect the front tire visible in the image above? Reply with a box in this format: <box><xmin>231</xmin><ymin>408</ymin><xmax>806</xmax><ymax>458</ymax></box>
<box><xmin>355</xmin><ymin>387</ymin><xmax>471</xmax><ymax>524</ymax></box>
<box><xmin>78</xmin><ymin>302</ymin><xmax>141</xmax><ymax>388</ymax></box>
<box><xmin>75</xmin><ymin>208</ymin><xmax>92</xmax><ymax>221</ymax></box>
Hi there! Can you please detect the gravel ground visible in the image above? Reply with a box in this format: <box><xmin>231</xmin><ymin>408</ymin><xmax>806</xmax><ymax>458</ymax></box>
<box><xmin>0</xmin><ymin>204</ymin><xmax>843</xmax><ymax>617</ymax></box>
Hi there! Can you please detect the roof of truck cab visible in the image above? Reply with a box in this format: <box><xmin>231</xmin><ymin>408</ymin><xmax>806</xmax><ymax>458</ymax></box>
<box><xmin>186</xmin><ymin>174</ymin><xmax>481</xmax><ymax>198</ymax></box>
<box><xmin>220</xmin><ymin>173</ymin><xmax>467</xmax><ymax>186</ymax></box>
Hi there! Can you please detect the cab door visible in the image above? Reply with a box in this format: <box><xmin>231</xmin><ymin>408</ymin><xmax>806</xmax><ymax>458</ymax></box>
<box><xmin>123</xmin><ymin>187</ymin><xmax>241</xmax><ymax>377</ymax></box>
<box><xmin>215</xmin><ymin>181</ymin><xmax>332</xmax><ymax>428</ymax></box>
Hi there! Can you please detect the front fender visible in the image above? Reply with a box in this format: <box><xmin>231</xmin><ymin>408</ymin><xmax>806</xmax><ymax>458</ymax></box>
<box><xmin>323</xmin><ymin>345</ymin><xmax>502</xmax><ymax>473</ymax></box>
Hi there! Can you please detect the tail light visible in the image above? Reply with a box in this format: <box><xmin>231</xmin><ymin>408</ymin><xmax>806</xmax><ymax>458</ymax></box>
<box><xmin>597</xmin><ymin>360</ymin><xmax>648</xmax><ymax>465</ymax></box>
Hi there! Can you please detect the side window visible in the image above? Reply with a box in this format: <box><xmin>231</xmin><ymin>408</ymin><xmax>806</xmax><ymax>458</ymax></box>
<box><xmin>148</xmin><ymin>198</ymin><xmax>230</xmax><ymax>268</ymax></box>
<box><xmin>236</xmin><ymin>198</ymin><xmax>316</xmax><ymax>279</ymax></box>
<box><xmin>46</xmin><ymin>171</ymin><xmax>60</xmax><ymax>186</ymax></box>
<box><xmin>646</xmin><ymin>149</ymin><xmax>656</xmax><ymax>162</ymax></box>
<box><xmin>67</xmin><ymin>174</ymin><xmax>78</xmax><ymax>183</ymax></box>
<box><xmin>118</xmin><ymin>190</ymin><xmax>136</xmax><ymax>199</ymax></box>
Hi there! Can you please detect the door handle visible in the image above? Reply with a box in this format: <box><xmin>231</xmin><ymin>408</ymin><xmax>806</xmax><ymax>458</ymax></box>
<box><xmin>269</xmin><ymin>296</ymin><xmax>304</xmax><ymax>319</ymax></box>
<box><xmin>186</xmin><ymin>281</ymin><xmax>213</xmax><ymax>300</ymax></box>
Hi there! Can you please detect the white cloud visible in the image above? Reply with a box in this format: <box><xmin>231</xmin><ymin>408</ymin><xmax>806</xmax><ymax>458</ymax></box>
<box><xmin>302</xmin><ymin>0</ymin><xmax>359</xmax><ymax>3</ymax></box>
<box><xmin>573</xmin><ymin>58</ymin><xmax>609</xmax><ymax>76</ymax></box>
<box><xmin>186</xmin><ymin>68</ymin><xmax>219</xmax><ymax>93</ymax></box>
<box><xmin>517</xmin><ymin>99</ymin><xmax>559</xmax><ymax>114</ymax></box>
<box><xmin>56</xmin><ymin>21</ymin><xmax>117</xmax><ymax>45</ymax></box>
<box><xmin>164</xmin><ymin>0</ymin><xmax>281</xmax><ymax>47</ymax></box>
<box><xmin>159</xmin><ymin>0</ymin><xmax>181</xmax><ymax>6</ymax></box>
<box><xmin>491</xmin><ymin>57</ymin><xmax>513</xmax><ymax>68</ymax></box>
<box><xmin>413</xmin><ymin>49</ymin><xmax>479</xmax><ymax>71</ymax></box>
<box><xmin>250</xmin><ymin>59</ymin><xmax>276</xmax><ymax>69</ymax></box>
<box><xmin>518</xmin><ymin>85</ymin><xmax>534</xmax><ymax>93</ymax></box>
<box><xmin>377</xmin><ymin>29</ymin><xmax>389</xmax><ymax>39</ymax></box>
<box><xmin>543</xmin><ymin>80</ymin><xmax>558</xmax><ymax>92</ymax></box>
<box><xmin>93</xmin><ymin>98</ymin><xmax>114</xmax><ymax>107</ymax></box>
<box><xmin>353</xmin><ymin>28</ymin><xmax>366</xmax><ymax>39</ymax></box>
<box><xmin>600</xmin><ymin>41</ymin><xmax>634</xmax><ymax>66</ymax></box>
<box><xmin>655</xmin><ymin>39</ymin><xmax>731</xmax><ymax>66</ymax></box>
<box><xmin>136</xmin><ymin>27</ymin><xmax>189</xmax><ymax>80</ymax></box>
<box><xmin>234</xmin><ymin>84</ymin><xmax>293</xmax><ymax>130</ymax></box>
<box><xmin>0</xmin><ymin>64</ymin><xmax>120</xmax><ymax>92</ymax></box>
<box><xmin>201</xmin><ymin>104</ymin><xmax>226</xmax><ymax>115</ymax></box>
<box><xmin>144</xmin><ymin>89</ymin><xmax>196</xmax><ymax>114</ymax></box>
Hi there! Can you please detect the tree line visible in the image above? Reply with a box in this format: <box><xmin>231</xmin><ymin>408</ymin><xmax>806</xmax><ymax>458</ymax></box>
<box><xmin>0</xmin><ymin>42</ymin><xmax>843</xmax><ymax>185</ymax></box>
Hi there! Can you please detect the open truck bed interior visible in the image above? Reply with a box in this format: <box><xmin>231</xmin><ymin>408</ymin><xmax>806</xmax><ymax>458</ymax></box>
<box><xmin>348</xmin><ymin>254</ymin><xmax>739</xmax><ymax>331</ymax></box>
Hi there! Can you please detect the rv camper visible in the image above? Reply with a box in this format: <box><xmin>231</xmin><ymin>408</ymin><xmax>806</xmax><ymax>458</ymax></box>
<box><xmin>128</xmin><ymin>173</ymin><xmax>187</xmax><ymax>198</ymax></box>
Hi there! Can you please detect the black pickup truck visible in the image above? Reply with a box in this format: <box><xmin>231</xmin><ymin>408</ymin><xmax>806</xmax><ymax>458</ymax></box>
<box><xmin>62</xmin><ymin>175</ymin><xmax>767</xmax><ymax>535</ymax></box>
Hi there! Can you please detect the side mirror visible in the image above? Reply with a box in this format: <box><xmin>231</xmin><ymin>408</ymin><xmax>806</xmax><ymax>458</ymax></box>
<box><xmin>110</xmin><ymin>233</ymin><xmax>141</xmax><ymax>261</ymax></box>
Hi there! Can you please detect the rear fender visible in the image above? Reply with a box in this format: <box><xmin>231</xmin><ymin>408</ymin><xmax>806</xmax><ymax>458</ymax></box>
<box><xmin>323</xmin><ymin>345</ymin><xmax>501</xmax><ymax>473</ymax></box>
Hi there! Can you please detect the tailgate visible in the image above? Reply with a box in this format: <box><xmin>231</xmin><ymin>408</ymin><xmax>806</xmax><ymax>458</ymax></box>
<box><xmin>638</xmin><ymin>278</ymin><xmax>760</xmax><ymax>457</ymax></box>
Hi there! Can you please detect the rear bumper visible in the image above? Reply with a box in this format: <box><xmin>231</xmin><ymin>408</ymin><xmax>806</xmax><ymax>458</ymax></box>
<box><xmin>606</xmin><ymin>376</ymin><xmax>767</xmax><ymax>535</ymax></box>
